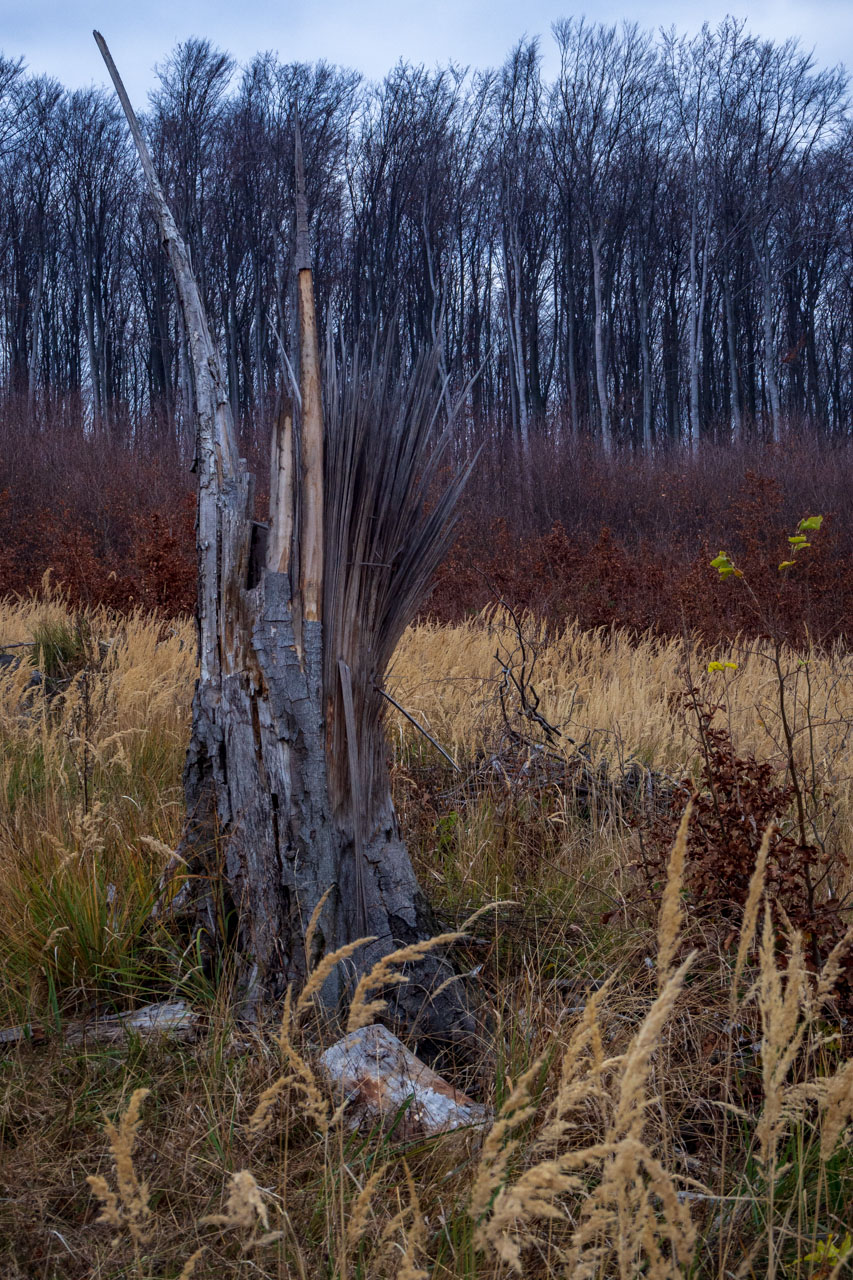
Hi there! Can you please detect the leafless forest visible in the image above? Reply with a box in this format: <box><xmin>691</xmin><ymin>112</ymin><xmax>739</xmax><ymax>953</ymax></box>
<box><xmin>4</xmin><ymin>19</ymin><xmax>853</xmax><ymax>636</ymax></box>
<box><xmin>1</xmin><ymin>18</ymin><xmax>852</xmax><ymax>449</ymax></box>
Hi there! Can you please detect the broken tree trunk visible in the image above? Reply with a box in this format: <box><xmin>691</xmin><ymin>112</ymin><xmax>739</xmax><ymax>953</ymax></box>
<box><xmin>95</xmin><ymin>34</ymin><xmax>477</xmax><ymax>1049</ymax></box>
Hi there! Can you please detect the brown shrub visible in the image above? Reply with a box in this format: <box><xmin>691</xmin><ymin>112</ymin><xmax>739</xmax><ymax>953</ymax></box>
<box><xmin>631</xmin><ymin>701</ymin><xmax>853</xmax><ymax>1013</ymax></box>
<box><xmin>4</xmin><ymin>395</ymin><xmax>853</xmax><ymax>641</ymax></box>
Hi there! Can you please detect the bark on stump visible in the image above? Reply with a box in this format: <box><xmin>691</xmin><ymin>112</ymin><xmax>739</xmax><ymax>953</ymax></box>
<box><xmin>96</xmin><ymin>32</ymin><xmax>479</xmax><ymax>1054</ymax></box>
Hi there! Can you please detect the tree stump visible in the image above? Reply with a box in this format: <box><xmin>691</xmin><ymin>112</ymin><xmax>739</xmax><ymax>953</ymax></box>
<box><xmin>96</xmin><ymin>32</ymin><xmax>480</xmax><ymax>1054</ymax></box>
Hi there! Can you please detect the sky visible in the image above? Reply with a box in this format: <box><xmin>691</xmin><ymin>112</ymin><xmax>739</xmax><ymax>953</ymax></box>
<box><xmin>1</xmin><ymin>0</ymin><xmax>851</xmax><ymax>105</ymax></box>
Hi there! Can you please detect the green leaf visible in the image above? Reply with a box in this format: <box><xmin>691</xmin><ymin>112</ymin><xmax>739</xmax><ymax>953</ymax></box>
<box><xmin>711</xmin><ymin>551</ymin><xmax>739</xmax><ymax>580</ymax></box>
<box><xmin>788</xmin><ymin>535</ymin><xmax>808</xmax><ymax>546</ymax></box>
<box><xmin>798</xmin><ymin>515</ymin><xmax>823</xmax><ymax>532</ymax></box>
<box><xmin>778</xmin><ymin>560</ymin><xmax>796</xmax><ymax>570</ymax></box>
<box><xmin>803</xmin><ymin>1232</ymin><xmax>852</xmax><ymax>1265</ymax></box>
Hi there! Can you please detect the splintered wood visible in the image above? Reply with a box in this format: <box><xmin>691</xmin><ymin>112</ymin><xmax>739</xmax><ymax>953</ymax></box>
<box><xmin>319</xmin><ymin>1023</ymin><xmax>490</xmax><ymax>1137</ymax></box>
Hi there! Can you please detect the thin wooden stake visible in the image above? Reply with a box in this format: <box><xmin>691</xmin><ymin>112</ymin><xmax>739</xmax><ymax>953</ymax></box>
<box><xmin>294</xmin><ymin>111</ymin><xmax>324</xmax><ymax>623</ymax></box>
<box><xmin>377</xmin><ymin>686</ymin><xmax>461</xmax><ymax>773</ymax></box>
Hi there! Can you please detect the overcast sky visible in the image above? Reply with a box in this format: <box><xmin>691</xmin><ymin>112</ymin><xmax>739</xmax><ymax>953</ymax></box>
<box><xmin>2</xmin><ymin>0</ymin><xmax>851</xmax><ymax>105</ymax></box>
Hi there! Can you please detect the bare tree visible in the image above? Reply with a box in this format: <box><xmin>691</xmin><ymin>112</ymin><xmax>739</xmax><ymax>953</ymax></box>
<box><xmin>2</xmin><ymin>23</ymin><xmax>853</xmax><ymax>445</ymax></box>
<box><xmin>553</xmin><ymin>20</ymin><xmax>656</xmax><ymax>451</ymax></box>
<box><xmin>738</xmin><ymin>37</ymin><xmax>847</xmax><ymax>437</ymax></box>
<box><xmin>491</xmin><ymin>40</ymin><xmax>549</xmax><ymax>454</ymax></box>
<box><xmin>661</xmin><ymin>25</ymin><xmax>719</xmax><ymax>445</ymax></box>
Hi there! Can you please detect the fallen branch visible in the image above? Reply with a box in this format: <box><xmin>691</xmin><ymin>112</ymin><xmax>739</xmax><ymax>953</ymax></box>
<box><xmin>0</xmin><ymin>1000</ymin><xmax>198</xmax><ymax>1050</ymax></box>
<box><xmin>377</xmin><ymin>686</ymin><xmax>461</xmax><ymax>772</ymax></box>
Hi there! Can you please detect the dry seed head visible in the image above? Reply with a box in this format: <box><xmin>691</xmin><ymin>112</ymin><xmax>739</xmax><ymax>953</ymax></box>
<box><xmin>91</xmin><ymin>1086</ymin><xmax>152</xmax><ymax>1245</ymax></box>
<box><xmin>347</xmin><ymin>929</ymin><xmax>464</xmax><ymax>1032</ymax></box>
<box><xmin>177</xmin><ymin>1247</ymin><xmax>205</xmax><ymax>1279</ymax></box>
<box><xmin>820</xmin><ymin>1054</ymin><xmax>853</xmax><ymax>1161</ymax></box>
<box><xmin>266</xmin><ymin>987</ymin><xmax>331</xmax><ymax>1133</ymax></box>
<box><xmin>755</xmin><ymin>907</ymin><xmax>810</xmax><ymax>1169</ymax></box>
<box><xmin>380</xmin><ymin>1161</ymin><xmax>421</xmax><ymax>1249</ymax></box>
<box><xmin>469</xmin><ymin>1056</ymin><xmax>544</xmax><ymax>1224</ymax></box>
<box><xmin>346</xmin><ymin>904</ymin><xmax>506</xmax><ymax>1033</ymax></box>
<box><xmin>247</xmin><ymin>1077</ymin><xmax>289</xmax><ymax>1135</ymax></box>
<box><xmin>202</xmin><ymin>1169</ymin><xmax>269</xmax><ymax>1231</ymax></box>
<box><xmin>732</xmin><ymin>821</ymin><xmax>774</xmax><ymax>1007</ymax></box>
<box><xmin>85</xmin><ymin>1175</ymin><xmax>121</xmax><ymax>1230</ymax></box>
<box><xmin>456</xmin><ymin>900</ymin><xmax>516</xmax><ymax>931</ymax></box>
<box><xmin>396</xmin><ymin>1162</ymin><xmax>429</xmax><ymax>1280</ymax></box>
<box><xmin>282</xmin><ymin>1053</ymin><xmax>331</xmax><ymax>1134</ymax></box>
<box><xmin>534</xmin><ymin>978</ymin><xmax>616</xmax><ymax>1152</ymax></box>
<box><xmin>612</xmin><ymin>953</ymin><xmax>694</xmax><ymax>1140</ymax></box>
<box><xmin>345</xmin><ymin>1161</ymin><xmax>388</xmax><ymax>1253</ymax></box>
<box><xmin>245</xmin><ymin>1230</ymin><xmax>285</xmax><ymax>1250</ymax></box>
<box><xmin>563</xmin><ymin>1138</ymin><xmax>694</xmax><ymax>1280</ymax></box>
<box><xmin>816</xmin><ymin>926</ymin><xmax>853</xmax><ymax>1004</ymax></box>
<box><xmin>296</xmin><ymin>934</ymin><xmax>376</xmax><ymax>1015</ymax></box>
<box><xmin>476</xmin><ymin>1159</ymin><xmax>582</xmax><ymax>1272</ymax></box>
<box><xmin>139</xmin><ymin>834</ymin><xmax>179</xmax><ymax>863</ymax></box>
<box><xmin>304</xmin><ymin>884</ymin><xmax>334</xmax><ymax>966</ymax></box>
<box><xmin>657</xmin><ymin>800</ymin><xmax>691</xmax><ymax>992</ymax></box>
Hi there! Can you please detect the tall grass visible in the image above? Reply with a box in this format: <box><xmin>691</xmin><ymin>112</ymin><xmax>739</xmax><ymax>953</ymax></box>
<box><xmin>0</xmin><ymin>589</ymin><xmax>195</xmax><ymax>1020</ymax></box>
<box><xmin>1</xmin><ymin>595</ymin><xmax>852</xmax><ymax>1276</ymax></box>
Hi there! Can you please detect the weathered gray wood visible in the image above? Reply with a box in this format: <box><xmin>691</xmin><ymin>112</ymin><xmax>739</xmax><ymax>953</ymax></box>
<box><xmin>175</xmin><ymin>570</ymin><xmax>478</xmax><ymax>1042</ymax></box>
<box><xmin>94</xmin><ymin>29</ymin><xmax>238</xmax><ymax>693</ymax></box>
<box><xmin>319</xmin><ymin>1024</ymin><xmax>490</xmax><ymax>1136</ymax></box>
<box><xmin>267</xmin><ymin>395</ymin><xmax>294</xmax><ymax>574</ymax></box>
<box><xmin>95</xmin><ymin>34</ymin><xmax>479</xmax><ymax>1053</ymax></box>
<box><xmin>0</xmin><ymin>1000</ymin><xmax>198</xmax><ymax>1049</ymax></box>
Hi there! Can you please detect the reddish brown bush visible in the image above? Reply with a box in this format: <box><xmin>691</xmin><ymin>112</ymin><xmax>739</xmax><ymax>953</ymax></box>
<box><xmin>432</xmin><ymin>438</ymin><xmax>853</xmax><ymax>644</ymax></box>
<box><xmin>0</xmin><ymin>397</ymin><xmax>197</xmax><ymax>613</ymax></box>
<box><xmin>632</xmin><ymin>700</ymin><xmax>853</xmax><ymax>1012</ymax></box>
<box><xmin>3</xmin><ymin>397</ymin><xmax>853</xmax><ymax>642</ymax></box>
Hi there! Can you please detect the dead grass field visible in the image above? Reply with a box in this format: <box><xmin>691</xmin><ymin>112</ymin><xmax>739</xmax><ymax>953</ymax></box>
<box><xmin>1</xmin><ymin>592</ymin><xmax>852</xmax><ymax>1278</ymax></box>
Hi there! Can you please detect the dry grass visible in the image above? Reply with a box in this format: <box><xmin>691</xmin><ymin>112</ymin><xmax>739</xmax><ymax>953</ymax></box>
<box><xmin>1</xmin><ymin>594</ymin><xmax>852</xmax><ymax>1277</ymax></box>
<box><xmin>391</xmin><ymin>611</ymin><xmax>853</xmax><ymax>784</ymax></box>
<box><xmin>0</xmin><ymin>587</ymin><xmax>195</xmax><ymax>1022</ymax></box>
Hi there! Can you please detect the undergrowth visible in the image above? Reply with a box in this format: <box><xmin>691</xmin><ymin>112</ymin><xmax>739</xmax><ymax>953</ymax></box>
<box><xmin>4</xmin><ymin>406</ymin><xmax>853</xmax><ymax>645</ymax></box>
<box><xmin>0</xmin><ymin>592</ymin><xmax>852</xmax><ymax>1276</ymax></box>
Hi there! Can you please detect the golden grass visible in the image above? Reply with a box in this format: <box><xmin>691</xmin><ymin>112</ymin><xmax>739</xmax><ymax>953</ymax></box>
<box><xmin>1</xmin><ymin>595</ymin><xmax>853</xmax><ymax>1277</ymax></box>
<box><xmin>0</xmin><ymin>591</ymin><xmax>196</xmax><ymax>1018</ymax></box>
<box><xmin>86</xmin><ymin>1086</ymin><xmax>152</xmax><ymax>1254</ymax></box>
<box><xmin>391</xmin><ymin>611</ymin><xmax>853</xmax><ymax>793</ymax></box>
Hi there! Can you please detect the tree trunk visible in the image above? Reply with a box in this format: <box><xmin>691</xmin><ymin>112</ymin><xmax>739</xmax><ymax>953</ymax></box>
<box><xmin>687</xmin><ymin>191</ymin><xmax>712</xmax><ymax>448</ymax></box>
<box><xmin>723</xmin><ymin>271</ymin><xmax>742</xmax><ymax>440</ymax></box>
<box><xmin>27</xmin><ymin>250</ymin><xmax>45</xmax><ymax>416</ymax></box>
<box><xmin>590</xmin><ymin>232</ymin><xmax>611</xmax><ymax>452</ymax></box>
<box><xmin>760</xmin><ymin>242</ymin><xmax>781</xmax><ymax>440</ymax></box>
<box><xmin>178</xmin><ymin>564</ymin><xmax>445</xmax><ymax>1009</ymax></box>
<box><xmin>503</xmin><ymin>230</ymin><xmax>529</xmax><ymax>458</ymax></box>
<box><xmin>637</xmin><ymin>247</ymin><xmax>652</xmax><ymax>449</ymax></box>
<box><xmin>96</xmin><ymin>34</ymin><xmax>478</xmax><ymax>1051</ymax></box>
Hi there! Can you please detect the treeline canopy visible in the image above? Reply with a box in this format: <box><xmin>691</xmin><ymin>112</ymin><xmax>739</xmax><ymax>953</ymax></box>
<box><xmin>1</xmin><ymin>18</ymin><xmax>851</xmax><ymax>449</ymax></box>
